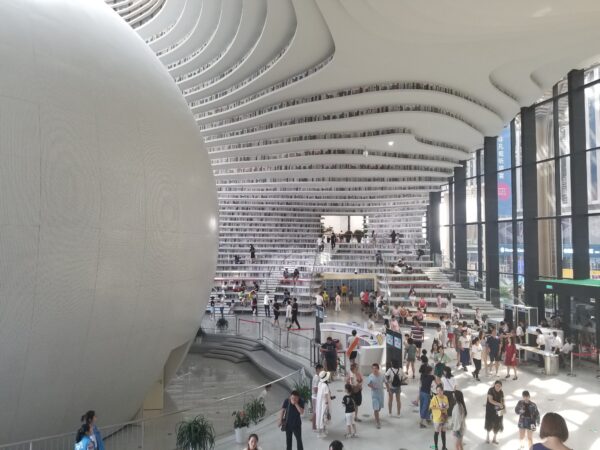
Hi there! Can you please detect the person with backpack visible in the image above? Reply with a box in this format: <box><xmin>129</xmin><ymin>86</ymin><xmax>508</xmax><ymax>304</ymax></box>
<box><xmin>74</xmin><ymin>424</ymin><xmax>95</xmax><ymax>450</ymax></box>
<box><xmin>384</xmin><ymin>361</ymin><xmax>403</xmax><ymax>416</ymax></box>
<box><xmin>342</xmin><ymin>383</ymin><xmax>357</xmax><ymax>438</ymax></box>
<box><xmin>81</xmin><ymin>410</ymin><xmax>104</xmax><ymax>450</ymax></box>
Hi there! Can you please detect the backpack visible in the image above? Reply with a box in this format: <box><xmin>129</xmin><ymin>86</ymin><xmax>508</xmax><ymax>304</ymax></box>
<box><xmin>391</xmin><ymin>368</ymin><xmax>401</xmax><ymax>387</ymax></box>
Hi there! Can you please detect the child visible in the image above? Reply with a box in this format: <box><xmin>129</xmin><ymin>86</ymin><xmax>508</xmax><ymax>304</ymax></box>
<box><xmin>342</xmin><ymin>383</ymin><xmax>357</xmax><ymax>438</ymax></box>
<box><xmin>405</xmin><ymin>338</ymin><xmax>417</xmax><ymax>378</ymax></box>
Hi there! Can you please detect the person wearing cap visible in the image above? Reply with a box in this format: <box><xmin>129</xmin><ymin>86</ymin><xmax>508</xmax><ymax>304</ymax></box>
<box><xmin>315</xmin><ymin>371</ymin><xmax>332</xmax><ymax>437</ymax></box>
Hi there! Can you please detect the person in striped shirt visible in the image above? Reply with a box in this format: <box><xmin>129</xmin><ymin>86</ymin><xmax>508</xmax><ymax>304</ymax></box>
<box><xmin>410</xmin><ymin>317</ymin><xmax>425</xmax><ymax>349</ymax></box>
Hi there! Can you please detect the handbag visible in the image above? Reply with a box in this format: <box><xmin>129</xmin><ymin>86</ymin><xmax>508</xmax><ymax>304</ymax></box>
<box><xmin>281</xmin><ymin>402</ymin><xmax>290</xmax><ymax>431</ymax></box>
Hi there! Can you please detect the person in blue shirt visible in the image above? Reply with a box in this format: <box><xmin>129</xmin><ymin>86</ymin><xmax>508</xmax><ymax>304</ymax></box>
<box><xmin>74</xmin><ymin>424</ymin><xmax>95</xmax><ymax>450</ymax></box>
<box><xmin>81</xmin><ymin>410</ymin><xmax>104</xmax><ymax>450</ymax></box>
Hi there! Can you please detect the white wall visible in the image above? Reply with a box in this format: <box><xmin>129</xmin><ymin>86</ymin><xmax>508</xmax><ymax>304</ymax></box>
<box><xmin>0</xmin><ymin>0</ymin><xmax>217</xmax><ymax>442</ymax></box>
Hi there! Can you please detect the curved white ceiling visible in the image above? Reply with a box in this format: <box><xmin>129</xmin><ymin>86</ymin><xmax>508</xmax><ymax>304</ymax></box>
<box><xmin>109</xmin><ymin>0</ymin><xmax>600</xmax><ymax>212</ymax></box>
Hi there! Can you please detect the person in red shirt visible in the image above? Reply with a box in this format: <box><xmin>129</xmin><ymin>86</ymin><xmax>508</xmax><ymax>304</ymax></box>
<box><xmin>418</xmin><ymin>297</ymin><xmax>427</xmax><ymax>313</ymax></box>
<box><xmin>504</xmin><ymin>336</ymin><xmax>518</xmax><ymax>380</ymax></box>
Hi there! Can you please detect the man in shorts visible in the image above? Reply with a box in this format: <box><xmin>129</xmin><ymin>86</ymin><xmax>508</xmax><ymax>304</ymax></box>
<box><xmin>486</xmin><ymin>327</ymin><xmax>501</xmax><ymax>376</ymax></box>
<box><xmin>367</xmin><ymin>363</ymin><xmax>385</xmax><ymax>428</ymax></box>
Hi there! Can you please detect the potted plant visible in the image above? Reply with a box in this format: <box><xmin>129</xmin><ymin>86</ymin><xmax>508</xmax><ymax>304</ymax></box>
<box><xmin>232</xmin><ymin>410</ymin><xmax>250</xmax><ymax>444</ymax></box>
<box><xmin>216</xmin><ymin>317</ymin><xmax>228</xmax><ymax>332</ymax></box>
<box><xmin>244</xmin><ymin>397</ymin><xmax>266</xmax><ymax>425</ymax></box>
<box><xmin>175</xmin><ymin>415</ymin><xmax>215</xmax><ymax>450</ymax></box>
<box><xmin>293</xmin><ymin>380</ymin><xmax>312</xmax><ymax>413</ymax></box>
<box><xmin>344</xmin><ymin>230</ymin><xmax>352</xmax><ymax>243</ymax></box>
<box><xmin>353</xmin><ymin>229</ymin><xmax>364</xmax><ymax>243</ymax></box>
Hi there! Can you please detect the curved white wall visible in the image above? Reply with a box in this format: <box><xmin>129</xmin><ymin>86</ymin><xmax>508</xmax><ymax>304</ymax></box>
<box><xmin>0</xmin><ymin>0</ymin><xmax>217</xmax><ymax>442</ymax></box>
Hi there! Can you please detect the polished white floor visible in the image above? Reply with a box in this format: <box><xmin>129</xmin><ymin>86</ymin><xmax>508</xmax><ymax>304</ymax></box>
<box><xmin>212</xmin><ymin>304</ymin><xmax>600</xmax><ymax>450</ymax></box>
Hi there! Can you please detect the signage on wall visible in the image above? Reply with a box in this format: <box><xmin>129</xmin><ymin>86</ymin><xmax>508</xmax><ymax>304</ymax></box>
<box><xmin>497</xmin><ymin>126</ymin><xmax>513</xmax><ymax>218</ymax></box>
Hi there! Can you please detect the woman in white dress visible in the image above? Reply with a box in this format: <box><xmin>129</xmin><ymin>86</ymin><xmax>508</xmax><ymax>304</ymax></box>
<box><xmin>316</xmin><ymin>371</ymin><xmax>332</xmax><ymax>437</ymax></box>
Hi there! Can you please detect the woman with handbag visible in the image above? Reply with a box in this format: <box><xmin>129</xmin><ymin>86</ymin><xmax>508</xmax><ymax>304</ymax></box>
<box><xmin>346</xmin><ymin>363</ymin><xmax>363</xmax><ymax>422</ymax></box>
<box><xmin>429</xmin><ymin>384</ymin><xmax>449</xmax><ymax>450</ymax></box>
<box><xmin>485</xmin><ymin>380</ymin><xmax>505</xmax><ymax>444</ymax></box>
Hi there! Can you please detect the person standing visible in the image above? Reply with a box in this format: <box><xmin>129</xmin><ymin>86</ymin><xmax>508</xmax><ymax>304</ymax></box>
<box><xmin>251</xmin><ymin>293</ymin><xmax>258</xmax><ymax>316</ymax></box>
<box><xmin>533</xmin><ymin>412</ymin><xmax>572</xmax><ymax>450</ymax></box>
<box><xmin>516</xmin><ymin>320</ymin><xmax>526</xmax><ymax>344</ymax></box>
<box><xmin>311</xmin><ymin>364</ymin><xmax>324</xmax><ymax>430</ymax></box>
<box><xmin>419</xmin><ymin>365</ymin><xmax>435</xmax><ymax>428</ymax></box>
<box><xmin>471</xmin><ymin>337</ymin><xmax>483</xmax><ymax>381</ymax></box>
<box><xmin>316</xmin><ymin>371</ymin><xmax>332</xmax><ymax>438</ymax></box>
<box><xmin>450</xmin><ymin>391</ymin><xmax>467</xmax><ymax>450</ymax></box>
<box><xmin>335</xmin><ymin>292</ymin><xmax>342</xmax><ymax>312</ymax></box>
<box><xmin>279</xmin><ymin>390</ymin><xmax>305</xmax><ymax>450</ymax></box>
<box><xmin>331</xmin><ymin>232</ymin><xmax>337</xmax><ymax>250</ymax></box>
<box><xmin>273</xmin><ymin>300</ymin><xmax>280</xmax><ymax>327</ymax></box>
<box><xmin>405</xmin><ymin>338</ymin><xmax>417</xmax><ymax>378</ymax></box>
<box><xmin>285</xmin><ymin>300</ymin><xmax>293</xmax><ymax>328</ymax></box>
<box><xmin>484</xmin><ymin>380</ymin><xmax>505</xmax><ymax>445</ymax></box>
<box><xmin>250</xmin><ymin>244</ymin><xmax>256</xmax><ymax>262</ymax></box>
<box><xmin>390</xmin><ymin>230</ymin><xmax>397</xmax><ymax>244</ymax></box>
<box><xmin>458</xmin><ymin>329</ymin><xmax>471</xmax><ymax>371</ymax></box>
<box><xmin>384</xmin><ymin>361</ymin><xmax>402</xmax><ymax>416</ymax></box>
<box><xmin>536</xmin><ymin>328</ymin><xmax>546</xmax><ymax>368</ymax></box>
<box><xmin>341</xmin><ymin>283</ymin><xmax>348</xmax><ymax>302</ymax></box>
<box><xmin>429</xmin><ymin>384</ymin><xmax>449</xmax><ymax>450</ymax></box>
<box><xmin>441</xmin><ymin>366</ymin><xmax>457</xmax><ymax>417</ymax></box>
<box><xmin>81</xmin><ymin>411</ymin><xmax>104</xmax><ymax>450</ymax></box>
<box><xmin>367</xmin><ymin>363</ymin><xmax>385</xmax><ymax>429</ymax></box>
<box><xmin>515</xmin><ymin>390</ymin><xmax>540</xmax><ymax>450</ymax></box>
<box><xmin>291</xmin><ymin>298</ymin><xmax>301</xmax><ymax>329</ymax></box>
<box><xmin>486</xmin><ymin>328</ymin><xmax>501</xmax><ymax>376</ymax></box>
<box><xmin>346</xmin><ymin>329</ymin><xmax>360</xmax><ymax>365</ymax></box>
<box><xmin>342</xmin><ymin>383</ymin><xmax>357</xmax><ymax>438</ymax></box>
<box><xmin>321</xmin><ymin>336</ymin><xmax>338</xmax><ymax>374</ymax></box>
<box><xmin>504</xmin><ymin>336</ymin><xmax>518</xmax><ymax>380</ymax></box>
<box><xmin>410</xmin><ymin>317</ymin><xmax>425</xmax><ymax>350</ymax></box>
<box><xmin>263</xmin><ymin>291</ymin><xmax>271</xmax><ymax>317</ymax></box>
<box><xmin>346</xmin><ymin>363</ymin><xmax>363</xmax><ymax>422</ymax></box>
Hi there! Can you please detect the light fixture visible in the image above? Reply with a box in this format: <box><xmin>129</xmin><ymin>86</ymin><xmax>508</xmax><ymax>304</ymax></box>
<box><xmin>388</xmin><ymin>141</ymin><xmax>394</xmax><ymax>146</ymax></box>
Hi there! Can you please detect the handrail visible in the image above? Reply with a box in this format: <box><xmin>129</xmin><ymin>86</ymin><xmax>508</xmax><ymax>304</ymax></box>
<box><xmin>0</xmin><ymin>368</ymin><xmax>304</xmax><ymax>449</ymax></box>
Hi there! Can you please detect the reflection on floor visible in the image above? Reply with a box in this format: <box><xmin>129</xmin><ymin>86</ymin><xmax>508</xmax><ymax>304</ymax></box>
<box><xmin>208</xmin><ymin>304</ymin><xmax>600</xmax><ymax>450</ymax></box>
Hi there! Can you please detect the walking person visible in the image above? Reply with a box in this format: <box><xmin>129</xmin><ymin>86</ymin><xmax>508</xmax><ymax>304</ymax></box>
<box><xmin>263</xmin><ymin>291</ymin><xmax>271</xmax><ymax>317</ymax></box>
<box><xmin>484</xmin><ymin>380</ymin><xmax>505</xmax><ymax>444</ymax></box>
<box><xmin>250</xmin><ymin>244</ymin><xmax>256</xmax><ymax>262</ymax></box>
<box><xmin>367</xmin><ymin>363</ymin><xmax>385</xmax><ymax>428</ymax></box>
<box><xmin>504</xmin><ymin>336</ymin><xmax>518</xmax><ymax>380</ymax></box>
<box><xmin>285</xmin><ymin>300</ymin><xmax>293</xmax><ymax>328</ymax></box>
<box><xmin>384</xmin><ymin>361</ymin><xmax>402</xmax><ymax>416</ymax></box>
<box><xmin>471</xmin><ymin>337</ymin><xmax>482</xmax><ymax>381</ymax></box>
<box><xmin>533</xmin><ymin>412</ymin><xmax>572</xmax><ymax>450</ymax></box>
<box><xmin>346</xmin><ymin>363</ymin><xmax>363</xmax><ymax>422</ymax></box>
<box><xmin>450</xmin><ymin>391</ymin><xmax>467</xmax><ymax>450</ymax></box>
<box><xmin>279</xmin><ymin>390</ymin><xmax>305</xmax><ymax>450</ymax></box>
<box><xmin>515</xmin><ymin>390</ymin><xmax>540</xmax><ymax>450</ymax></box>
<box><xmin>311</xmin><ymin>364</ymin><xmax>323</xmax><ymax>431</ymax></box>
<box><xmin>419</xmin><ymin>365</ymin><xmax>435</xmax><ymax>428</ymax></box>
<box><xmin>342</xmin><ymin>383</ymin><xmax>358</xmax><ymax>438</ymax></box>
<box><xmin>81</xmin><ymin>410</ymin><xmax>104</xmax><ymax>450</ymax></box>
<box><xmin>251</xmin><ymin>293</ymin><xmax>258</xmax><ymax>316</ymax></box>
<box><xmin>316</xmin><ymin>371</ymin><xmax>332</xmax><ymax>438</ymax></box>
<box><xmin>429</xmin><ymin>384</ymin><xmax>449</xmax><ymax>450</ymax></box>
<box><xmin>410</xmin><ymin>317</ymin><xmax>425</xmax><ymax>351</ymax></box>
<box><xmin>291</xmin><ymin>298</ymin><xmax>301</xmax><ymax>329</ymax></box>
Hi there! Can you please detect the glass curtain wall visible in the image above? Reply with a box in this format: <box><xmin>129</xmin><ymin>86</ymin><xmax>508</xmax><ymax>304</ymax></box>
<box><xmin>439</xmin><ymin>63</ymin><xmax>600</xmax><ymax>298</ymax></box>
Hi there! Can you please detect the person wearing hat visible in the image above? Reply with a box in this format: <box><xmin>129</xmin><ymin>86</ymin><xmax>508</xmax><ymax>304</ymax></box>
<box><xmin>315</xmin><ymin>371</ymin><xmax>332</xmax><ymax>437</ymax></box>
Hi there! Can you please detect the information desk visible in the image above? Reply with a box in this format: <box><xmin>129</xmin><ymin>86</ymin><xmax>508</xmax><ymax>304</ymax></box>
<box><xmin>525</xmin><ymin>326</ymin><xmax>563</xmax><ymax>347</ymax></box>
<box><xmin>516</xmin><ymin>344</ymin><xmax>559</xmax><ymax>375</ymax></box>
<box><xmin>318</xmin><ymin>322</ymin><xmax>385</xmax><ymax>374</ymax></box>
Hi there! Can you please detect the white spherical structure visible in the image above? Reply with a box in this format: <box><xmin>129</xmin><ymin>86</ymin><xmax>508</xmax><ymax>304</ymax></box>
<box><xmin>0</xmin><ymin>0</ymin><xmax>217</xmax><ymax>442</ymax></box>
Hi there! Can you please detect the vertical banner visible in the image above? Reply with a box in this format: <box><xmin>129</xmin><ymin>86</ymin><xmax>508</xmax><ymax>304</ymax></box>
<box><xmin>497</xmin><ymin>126</ymin><xmax>512</xmax><ymax>218</ymax></box>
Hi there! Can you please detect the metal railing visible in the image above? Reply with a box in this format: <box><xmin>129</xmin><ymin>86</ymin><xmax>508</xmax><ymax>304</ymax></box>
<box><xmin>0</xmin><ymin>369</ymin><xmax>305</xmax><ymax>450</ymax></box>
